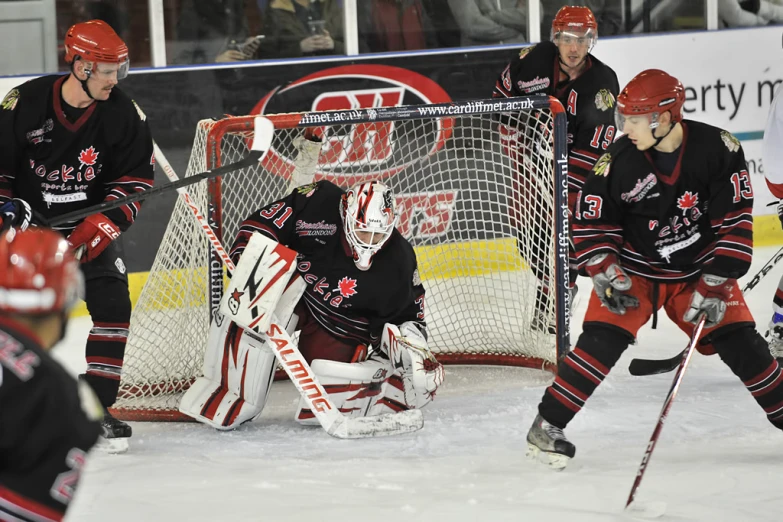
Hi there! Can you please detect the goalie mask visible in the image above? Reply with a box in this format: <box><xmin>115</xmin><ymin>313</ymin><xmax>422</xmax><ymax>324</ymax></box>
<box><xmin>341</xmin><ymin>182</ymin><xmax>398</xmax><ymax>271</ymax></box>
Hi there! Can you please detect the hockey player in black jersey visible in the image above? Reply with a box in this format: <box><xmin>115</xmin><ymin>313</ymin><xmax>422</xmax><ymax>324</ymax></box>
<box><xmin>179</xmin><ymin>180</ymin><xmax>445</xmax><ymax>430</ymax></box>
<box><xmin>493</xmin><ymin>5</ymin><xmax>620</xmax><ymax>332</ymax></box>
<box><xmin>526</xmin><ymin>69</ymin><xmax>783</xmax><ymax>470</ymax></box>
<box><xmin>0</xmin><ymin>227</ymin><xmax>103</xmax><ymax>522</ymax></box>
<box><xmin>0</xmin><ymin>20</ymin><xmax>155</xmax><ymax>451</ymax></box>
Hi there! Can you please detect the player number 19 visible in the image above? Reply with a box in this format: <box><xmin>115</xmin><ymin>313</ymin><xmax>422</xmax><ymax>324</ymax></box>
<box><xmin>590</xmin><ymin>124</ymin><xmax>616</xmax><ymax>151</ymax></box>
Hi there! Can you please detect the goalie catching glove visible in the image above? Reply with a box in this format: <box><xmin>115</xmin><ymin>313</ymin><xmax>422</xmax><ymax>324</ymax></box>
<box><xmin>381</xmin><ymin>321</ymin><xmax>445</xmax><ymax>409</ymax></box>
<box><xmin>67</xmin><ymin>213</ymin><xmax>121</xmax><ymax>262</ymax></box>
<box><xmin>585</xmin><ymin>253</ymin><xmax>639</xmax><ymax>315</ymax></box>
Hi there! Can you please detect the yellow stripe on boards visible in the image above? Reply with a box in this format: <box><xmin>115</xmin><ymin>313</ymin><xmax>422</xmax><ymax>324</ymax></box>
<box><xmin>70</xmin><ymin>218</ymin><xmax>783</xmax><ymax>318</ymax></box>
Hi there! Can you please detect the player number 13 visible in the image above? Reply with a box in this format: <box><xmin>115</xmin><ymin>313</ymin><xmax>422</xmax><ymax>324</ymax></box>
<box><xmin>729</xmin><ymin>170</ymin><xmax>753</xmax><ymax>203</ymax></box>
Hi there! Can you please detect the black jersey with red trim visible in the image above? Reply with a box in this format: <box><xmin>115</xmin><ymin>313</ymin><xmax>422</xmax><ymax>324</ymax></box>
<box><xmin>0</xmin><ymin>75</ymin><xmax>154</xmax><ymax>234</ymax></box>
<box><xmin>572</xmin><ymin>120</ymin><xmax>753</xmax><ymax>282</ymax></box>
<box><xmin>494</xmin><ymin>41</ymin><xmax>620</xmax><ymax>206</ymax></box>
<box><xmin>0</xmin><ymin>318</ymin><xmax>102</xmax><ymax>522</ymax></box>
<box><xmin>230</xmin><ymin>180</ymin><xmax>426</xmax><ymax>347</ymax></box>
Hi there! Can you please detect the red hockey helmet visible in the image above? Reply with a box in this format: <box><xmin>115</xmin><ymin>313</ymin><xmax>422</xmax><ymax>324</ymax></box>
<box><xmin>615</xmin><ymin>69</ymin><xmax>686</xmax><ymax>130</ymax></box>
<box><xmin>551</xmin><ymin>6</ymin><xmax>598</xmax><ymax>48</ymax></box>
<box><xmin>64</xmin><ymin>20</ymin><xmax>129</xmax><ymax>79</ymax></box>
<box><xmin>0</xmin><ymin>228</ymin><xmax>82</xmax><ymax>315</ymax></box>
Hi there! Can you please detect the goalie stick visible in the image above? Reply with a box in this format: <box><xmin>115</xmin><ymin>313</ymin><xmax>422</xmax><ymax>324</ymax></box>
<box><xmin>44</xmin><ymin>116</ymin><xmax>275</xmax><ymax>228</ymax></box>
<box><xmin>628</xmin><ymin>244</ymin><xmax>783</xmax><ymax>377</ymax></box>
<box><xmin>625</xmin><ymin>313</ymin><xmax>706</xmax><ymax>512</ymax></box>
<box><xmin>152</xmin><ymin>142</ymin><xmax>423</xmax><ymax>439</ymax></box>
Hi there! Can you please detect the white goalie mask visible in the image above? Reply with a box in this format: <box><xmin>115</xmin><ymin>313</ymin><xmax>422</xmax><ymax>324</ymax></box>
<box><xmin>341</xmin><ymin>181</ymin><xmax>398</xmax><ymax>271</ymax></box>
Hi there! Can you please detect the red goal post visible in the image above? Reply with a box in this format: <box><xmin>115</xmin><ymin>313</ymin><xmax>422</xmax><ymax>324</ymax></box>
<box><xmin>112</xmin><ymin>95</ymin><xmax>570</xmax><ymax>421</ymax></box>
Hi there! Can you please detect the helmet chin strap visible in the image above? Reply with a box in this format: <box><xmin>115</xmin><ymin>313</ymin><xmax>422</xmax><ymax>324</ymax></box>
<box><xmin>72</xmin><ymin>58</ymin><xmax>95</xmax><ymax>100</ymax></box>
<box><xmin>79</xmin><ymin>70</ymin><xmax>95</xmax><ymax>100</ymax></box>
<box><xmin>558</xmin><ymin>54</ymin><xmax>588</xmax><ymax>81</ymax></box>
<box><xmin>652</xmin><ymin>122</ymin><xmax>675</xmax><ymax>148</ymax></box>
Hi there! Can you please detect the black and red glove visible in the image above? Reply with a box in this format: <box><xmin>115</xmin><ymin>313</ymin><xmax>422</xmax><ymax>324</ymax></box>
<box><xmin>67</xmin><ymin>213</ymin><xmax>121</xmax><ymax>262</ymax></box>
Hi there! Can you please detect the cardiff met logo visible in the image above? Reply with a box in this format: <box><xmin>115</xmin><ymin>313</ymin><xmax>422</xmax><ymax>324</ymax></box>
<box><xmin>251</xmin><ymin>64</ymin><xmax>454</xmax><ymax>187</ymax></box>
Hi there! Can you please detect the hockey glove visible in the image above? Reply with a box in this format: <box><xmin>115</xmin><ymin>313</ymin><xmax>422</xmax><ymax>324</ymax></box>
<box><xmin>585</xmin><ymin>253</ymin><xmax>639</xmax><ymax>315</ymax></box>
<box><xmin>67</xmin><ymin>213</ymin><xmax>121</xmax><ymax>262</ymax></box>
<box><xmin>684</xmin><ymin>274</ymin><xmax>734</xmax><ymax>328</ymax></box>
<box><xmin>382</xmin><ymin>321</ymin><xmax>444</xmax><ymax>409</ymax></box>
<box><xmin>0</xmin><ymin>198</ymin><xmax>32</xmax><ymax>231</ymax></box>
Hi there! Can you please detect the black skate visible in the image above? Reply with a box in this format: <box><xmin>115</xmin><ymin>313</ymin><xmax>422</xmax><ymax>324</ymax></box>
<box><xmin>96</xmin><ymin>411</ymin><xmax>132</xmax><ymax>454</ymax></box>
<box><xmin>526</xmin><ymin>414</ymin><xmax>575</xmax><ymax>471</ymax></box>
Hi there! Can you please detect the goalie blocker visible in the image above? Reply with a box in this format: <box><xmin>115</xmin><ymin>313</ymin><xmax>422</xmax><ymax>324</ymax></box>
<box><xmin>179</xmin><ymin>230</ymin><xmax>444</xmax><ymax>432</ymax></box>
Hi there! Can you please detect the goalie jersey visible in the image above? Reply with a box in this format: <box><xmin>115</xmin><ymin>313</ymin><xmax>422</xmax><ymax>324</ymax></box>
<box><xmin>230</xmin><ymin>180</ymin><xmax>426</xmax><ymax>347</ymax></box>
<box><xmin>572</xmin><ymin>120</ymin><xmax>753</xmax><ymax>282</ymax></box>
<box><xmin>0</xmin><ymin>75</ymin><xmax>154</xmax><ymax>234</ymax></box>
<box><xmin>0</xmin><ymin>318</ymin><xmax>102</xmax><ymax>522</ymax></box>
<box><xmin>493</xmin><ymin>41</ymin><xmax>620</xmax><ymax>203</ymax></box>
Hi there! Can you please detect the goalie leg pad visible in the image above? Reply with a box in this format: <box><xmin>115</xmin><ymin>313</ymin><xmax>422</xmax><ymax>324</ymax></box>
<box><xmin>180</xmin><ymin>321</ymin><xmax>277</xmax><ymax>430</ymax></box>
<box><xmin>295</xmin><ymin>357</ymin><xmax>393</xmax><ymax>426</ymax></box>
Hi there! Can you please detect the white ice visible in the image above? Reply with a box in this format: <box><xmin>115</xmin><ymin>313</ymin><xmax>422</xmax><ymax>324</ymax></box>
<box><xmin>55</xmin><ymin>246</ymin><xmax>783</xmax><ymax>522</ymax></box>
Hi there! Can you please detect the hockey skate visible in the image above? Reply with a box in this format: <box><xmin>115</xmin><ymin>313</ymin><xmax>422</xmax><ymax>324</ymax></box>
<box><xmin>526</xmin><ymin>414</ymin><xmax>575</xmax><ymax>471</ymax></box>
<box><xmin>95</xmin><ymin>411</ymin><xmax>132</xmax><ymax>454</ymax></box>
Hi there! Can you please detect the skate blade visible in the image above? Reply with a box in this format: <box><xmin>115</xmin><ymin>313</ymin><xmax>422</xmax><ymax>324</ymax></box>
<box><xmin>526</xmin><ymin>442</ymin><xmax>570</xmax><ymax>471</ymax></box>
<box><xmin>95</xmin><ymin>436</ymin><xmax>129</xmax><ymax>454</ymax></box>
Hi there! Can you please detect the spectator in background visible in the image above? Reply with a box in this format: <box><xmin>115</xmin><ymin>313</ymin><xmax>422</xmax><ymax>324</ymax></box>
<box><xmin>171</xmin><ymin>0</ymin><xmax>265</xmax><ymax>64</ymax></box>
<box><xmin>420</xmin><ymin>0</ymin><xmax>462</xmax><ymax>48</ymax></box>
<box><xmin>719</xmin><ymin>0</ymin><xmax>783</xmax><ymax>26</ymax></box>
<box><xmin>543</xmin><ymin>1</ymin><xmax>622</xmax><ymax>36</ymax></box>
<box><xmin>260</xmin><ymin>0</ymin><xmax>345</xmax><ymax>58</ymax></box>
<box><xmin>359</xmin><ymin>0</ymin><xmax>439</xmax><ymax>53</ymax></box>
<box><xmin>448</xmin><ymin>0</ymin><xmax>538</xmax><ymax>46</ymax></box>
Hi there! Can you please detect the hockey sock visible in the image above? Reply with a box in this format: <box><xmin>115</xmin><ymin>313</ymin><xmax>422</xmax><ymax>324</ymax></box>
<box><xmin>714</xmin><ymin>326</ymin><xmax>783</xmax><ymax>430</ymax></box>
<box><xmin>539</xmin><ymin>325</ymin><xmax>630</xmax><ymax>428</ymax></box>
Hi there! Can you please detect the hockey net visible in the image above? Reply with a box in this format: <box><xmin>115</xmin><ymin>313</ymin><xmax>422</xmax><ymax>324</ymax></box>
<box><xmin>112</xmin><ymin>96</ymin><xmax>570</xmax><ymax>421</ymax></box>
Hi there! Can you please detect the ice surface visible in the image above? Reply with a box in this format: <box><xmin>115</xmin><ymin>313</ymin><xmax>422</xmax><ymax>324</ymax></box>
<box><xmin>54</xmin><ymin>247</ymin><xmax>783</xmax><ymax>521</ymax></box>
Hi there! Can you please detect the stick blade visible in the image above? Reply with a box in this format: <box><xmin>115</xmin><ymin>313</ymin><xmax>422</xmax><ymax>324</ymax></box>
<box><xmin>327</xmin><ymin>409</ymin><xmax>424</xmax><ymax>439</ymax></box>
<box><xmin>628</xmin><ymin>352</ymin><xmax>683</xmax><ymax>376</ymax></box>
<box><xmin>251</xmin><ymin>116</ymin><xmax>275</xmax><ymax>158</ymax></box>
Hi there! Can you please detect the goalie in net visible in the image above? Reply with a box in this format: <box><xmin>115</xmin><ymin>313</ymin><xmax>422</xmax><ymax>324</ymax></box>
<box><xmin>179</xmin><ymin>178</ymin><xmax>445</xmax><ymax>430</ymax></box>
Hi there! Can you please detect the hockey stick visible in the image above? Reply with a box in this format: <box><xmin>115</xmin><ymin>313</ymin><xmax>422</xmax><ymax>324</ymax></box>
<box><xmin>628</xmin><ymin>245</ymin><xmax>783</xmax><ymax>376</ymax></box>
<box><xmin>154</xmin><ymin>143</ymin><xmax>422</xmax><ymax>438</ymax></box>
<box><xmin>625</xmin><ymin>313</ymin><xmax>707</xmax><ymax>512</ymax></box>
<box><xmin>44</xmin><ymin>116</ymin><xmax>275</xmax><ymax>228</ymax></box>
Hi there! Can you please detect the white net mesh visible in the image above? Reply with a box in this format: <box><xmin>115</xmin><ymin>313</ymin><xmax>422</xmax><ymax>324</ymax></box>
<box><xmin>113</xmin><ymin>103</ymin><xmax>564</xmax><ymax>420</ymax></box>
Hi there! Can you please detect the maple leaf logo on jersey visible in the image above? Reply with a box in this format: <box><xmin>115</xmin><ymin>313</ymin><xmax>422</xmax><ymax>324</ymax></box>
<box><xmin>721</xmin><ymin>130</ymin><xmax>740</xmax><ymax>153</ymax></box>
<box><xmin>336</xmin><ymin>277</ymin><xmax>358</xmax><ymax>298</ymax></box>
<box><xmin>227</xmin><ymin>289</ymin><xmax>244</xmax><ymax>315</ymax></box>
<box><xmin>593</xmin><ymin>153</ymin><xmax>611</xmax><ymax>177</ymax></box>
<box><xmin>677</xmin><ymin>191</ymin><xmax>698</xmax><ymax>212</ymax></box>
<box><xmin>78</xmin><ymin>147</ymin><xmax>99</xmax><ymax>168</ymax></box>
